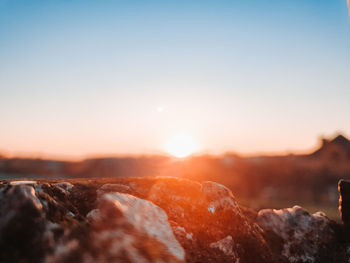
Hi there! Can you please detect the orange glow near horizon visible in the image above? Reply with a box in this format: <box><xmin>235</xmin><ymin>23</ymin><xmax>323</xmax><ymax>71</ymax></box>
<box><xmin>164</xmin><ymin>134</ymin><xmax>198</xmax><ymax>158</ymax></box>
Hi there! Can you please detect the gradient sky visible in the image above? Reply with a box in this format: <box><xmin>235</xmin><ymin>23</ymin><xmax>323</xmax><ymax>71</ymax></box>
<box><xmin>0</xmin><ymin>0</ymin><xmax>349</xmax><ymax>159</ymax></box>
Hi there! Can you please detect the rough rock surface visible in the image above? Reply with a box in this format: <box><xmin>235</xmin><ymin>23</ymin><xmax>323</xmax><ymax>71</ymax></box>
<box><xmin>339</xmin><ymin>179</ymin><xmax>350</xmax><ymax>240</ymax></box>
<box><xmin>209</xmin><ymin>235</ymin><xmax>240</xmax><ymax>262</ymax></box>
<box><xmin>0</xmin><ymin>177</ymin><xmax>348</xmax><ymax>263</ymax></box>
<box><xmin>49</xmin><ymin>192</ymin><xmax>184</xmax><ymax>263</ymax></box>
<box><xmin>258</xmin><ymin>206</ymin><xmax>346</xmax><ymax>263</ymax></box>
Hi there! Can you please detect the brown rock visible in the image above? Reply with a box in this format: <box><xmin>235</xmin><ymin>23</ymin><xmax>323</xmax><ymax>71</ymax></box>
<box><xmin>339</xmin><ymin>179</ymin><xmax>350</xmax><ymax>240</ymax></box>
<box><xmin>258</xmin><ymin>206</ymin><xmax>344</xmax><ymax>263</ymax></box>
<box><xmin>0</xmin><ymin>177</ymin><xmax>348</xmax><ymax>263</ymax></box>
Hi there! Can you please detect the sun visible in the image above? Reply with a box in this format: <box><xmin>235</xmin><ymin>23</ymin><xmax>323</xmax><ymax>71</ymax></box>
<box><xmin>165</xmin><ymin>134</ymin><xmax>198</xmax><ymax>158</ymax></box>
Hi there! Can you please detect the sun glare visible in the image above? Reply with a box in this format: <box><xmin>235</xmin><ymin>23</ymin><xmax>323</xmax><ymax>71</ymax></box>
<box><xmin>165</xmin><ymin>134</ymin><xmax>198</xmax><ymax>158</ymax></box>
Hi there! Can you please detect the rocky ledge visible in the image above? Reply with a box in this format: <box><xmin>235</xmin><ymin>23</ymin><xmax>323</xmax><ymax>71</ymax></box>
<box><xmin>0</xmin><ymin>177</ymin><xmax>348</xmax><ymax>263</ymax></box>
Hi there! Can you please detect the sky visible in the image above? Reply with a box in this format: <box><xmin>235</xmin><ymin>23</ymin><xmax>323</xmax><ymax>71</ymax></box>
<box><xmin>0</xmin><ymin>0</ymin><xmax>349</xmax><ymax>159</ymax></box>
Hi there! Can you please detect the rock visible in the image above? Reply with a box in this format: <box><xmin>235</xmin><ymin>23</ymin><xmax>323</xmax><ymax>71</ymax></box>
<box><xmin>0</xmin><ymin>177</ymin><xmax>348</xmax><ymax>263</ymax></box>
<box><xmin>257</xmin><ymin>206</ymin><xmax>341</xmax><ymax>263</ymax></box>
<box><xmin>136</xmin><ymin>177</ymin><xmax>278</xmax><ymax>263</ymax></box>
<box><xmin>0</xmin><ymin>182</ymin><xmax>86</xmax><ymax>263</ymax></box>
<box><xmin>209</xmin><ymin>235</ymin><xmax>240</xmax><ymax>262</ymax></box>
<box><xmin>201</xmin><ymin>181</ymin><xmax>240</xmax><ymax>214</ymax></box>
<box><xmin>54</xmin><ymin>182</ymin><xmax>74</xmax><ymax>193</ymax></box>
<box><xmin>0</xmin><ymin>185</ymin><xmax>47</xmax><ymax>262</ymax></box>
<box><xmin>49</xmin><ymin>192</ymin><xmax>185</xmax><ymax>263</ymax></box>
<box><xmin>172</xmin><ymin>225</ymin><xmax>194</xmax><ymax>242</ymax></box>
<box><xmin>86</xmin><ymin>208</ymin><xmax>101</xmax><ymax>221</ymax></box>
<box><xmin>96</xmin><ymin>183</ymin><xmax>130</xmax><ymax>197</ymax></box>
<box><xmin>339</xmin><ymin>179</ymin><xmax>350</xmax><ymax>239</ymax></box>
<box><xmin>9</xmin><ymin>180</ymin><xmax>37</xmax><ymax>185</ymax></box>
<box><xmin>97</xmin><ymin>192</ymin><xmax>185</xmax><ymax>262</ymax></box>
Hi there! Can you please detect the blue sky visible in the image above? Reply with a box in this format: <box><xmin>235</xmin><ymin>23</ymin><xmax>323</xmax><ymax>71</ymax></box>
<box><xmin>0</xmin><ymin>0</ymin><xmax>349</xmax><ymax>158</ymax></box>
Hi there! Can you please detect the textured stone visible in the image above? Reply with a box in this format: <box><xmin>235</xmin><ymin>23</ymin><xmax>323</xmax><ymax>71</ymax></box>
<box><xmin>0</xmin><ymin>178</ymin><xmax>348</xmax><ymax>263</ymax></box>
<box><xmin>97</xmin><ymin>192</ymin><xmax>185</xmax><ymax>262</ymax></box>
<box><xmin>135</xmin><ymin>177</ymin><xmax>278</xmax><ymax>263</ymax></box>
<box><xmin>0</xmin><ymin>185</ymin><xmax>47</xmax><ymax>262</ymax></box>
<box><xmin>209</xmin><ymin>235</ymin><xmax>240</xmax><ymax>262</ymax></box>
<box><xmin>258</xmin><ymin>206</ymin><xmax>339</xmax><ymax>263</ymax></box>
<box><xmin>48</xmin><ymin>192</ymin><xmax>185</xmax><ymax>263</ymax></box>
<box><xmin>339</xmin><ymin>179</ymin><xmax>350</xmax><ymax>240</ymax></box>
<box><xmin>96</xmin><ymin>183</ymin><xmax>131</xmax><ymax>197</ymax></box>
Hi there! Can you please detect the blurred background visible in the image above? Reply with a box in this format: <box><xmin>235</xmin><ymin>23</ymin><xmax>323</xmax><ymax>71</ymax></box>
<box><xmin>1</xmin><ymin>133</ymin><xmax>350</xmax><ymax>221</ymax></box>
<box><xmin>1</xmin><ymin>0</ymin><xmax>350</xmax><ymax>220</ymax></box>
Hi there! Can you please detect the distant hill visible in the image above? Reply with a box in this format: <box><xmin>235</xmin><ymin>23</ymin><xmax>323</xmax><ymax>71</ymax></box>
<box><xmin>311</xmin><ymin>134</ymin><xmax>350</xmax><ymax>161</ymax></box>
